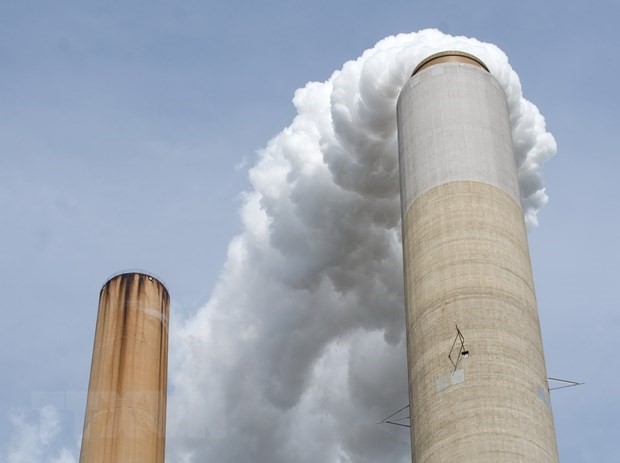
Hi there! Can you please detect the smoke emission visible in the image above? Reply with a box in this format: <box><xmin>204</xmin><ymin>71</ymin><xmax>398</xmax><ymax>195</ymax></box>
<box><xmin>167</xmin><ymin>29</ymin><xmax>556</xmax><ymax>463</ymax></box>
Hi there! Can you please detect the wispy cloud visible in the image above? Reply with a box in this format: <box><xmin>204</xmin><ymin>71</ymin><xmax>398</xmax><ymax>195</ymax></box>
<box><xmin>2</xmin><ymin>405</ymin><xmax>77</xmax><ymax>463</ymax></box>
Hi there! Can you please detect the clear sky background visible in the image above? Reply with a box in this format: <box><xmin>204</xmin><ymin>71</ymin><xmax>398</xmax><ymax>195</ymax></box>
<box><xmin>0</xmin><ymin>1</ymin><xmax>618</xmax><ymax>462</ymax></box>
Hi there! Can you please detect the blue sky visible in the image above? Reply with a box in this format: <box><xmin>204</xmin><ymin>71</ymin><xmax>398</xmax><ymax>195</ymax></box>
<box><xmin>1</xmin><ymin>1</ymin><xmax>618</xmax><ymax>462</ymax></box>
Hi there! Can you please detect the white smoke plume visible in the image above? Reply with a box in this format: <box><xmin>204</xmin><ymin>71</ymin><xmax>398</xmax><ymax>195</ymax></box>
<box><xmin>167</xmin><ymin>29</ymin><xmax>556</xmax><ymax>462</ymax></box>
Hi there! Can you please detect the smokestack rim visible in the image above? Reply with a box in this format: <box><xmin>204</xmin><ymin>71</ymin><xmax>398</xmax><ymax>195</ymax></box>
<box><xmin>412</xmin><ymin>50</ymin><xmax>490</xmax><ymax>76</ymax></box>
<box><xmin>100</xmin><ymin>269</ymin><xmax>169</xmax><ymax>296</ymax></box>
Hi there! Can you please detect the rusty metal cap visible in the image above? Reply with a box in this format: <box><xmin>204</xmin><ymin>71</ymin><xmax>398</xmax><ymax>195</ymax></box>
<box><xmin>412</xmin><ymin>51</ymin><xmax>489</xmax><ymax>76</ymax></box>
<box><xmin>101</xmin><ymin>269</ymin><xmax>169</xmax><ymax>295</ymax></box>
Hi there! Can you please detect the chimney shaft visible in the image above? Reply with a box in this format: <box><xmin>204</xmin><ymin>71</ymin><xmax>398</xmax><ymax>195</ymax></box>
<box><xmin>79</xmin><ymin>272</ymin><xmax>169</xmax><ymax>463</ymax></box>
<box><xmin>397</xmin><ymin>52</ymin><xmax>559</xmax><ymax>462</ymax></box>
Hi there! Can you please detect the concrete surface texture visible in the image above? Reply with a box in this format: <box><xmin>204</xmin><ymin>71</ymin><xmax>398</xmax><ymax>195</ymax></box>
<box><xmin>397</xmin><ymin>55</ymin><xmax>559</xmax><ymax>462</ymax></box>
<box><xmin>79</xmin><ymin>273</ymin><xmax>169</xmax><ymax>463</ymax></box>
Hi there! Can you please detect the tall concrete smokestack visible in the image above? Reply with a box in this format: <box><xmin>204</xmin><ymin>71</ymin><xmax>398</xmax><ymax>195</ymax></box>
<box><xmin>397</xmin><ymin>51</ymin><xmax>559</xmax><ymax>462</ymax></box>
<box><xmin>79</xmin><ymin>272</ymin><xmax>169</xmax><ymax>463</ymax></box>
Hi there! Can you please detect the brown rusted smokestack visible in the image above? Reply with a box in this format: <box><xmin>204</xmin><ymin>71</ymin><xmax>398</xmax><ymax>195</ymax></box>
<box><xmin>79</xmin><ymin>272</ymin><xmax>169</xmax><ymax>463</ymax></box>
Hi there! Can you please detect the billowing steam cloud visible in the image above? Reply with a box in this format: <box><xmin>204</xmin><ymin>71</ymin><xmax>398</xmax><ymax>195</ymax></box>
<box><xmin>166</xmin><ymin>29</ymin><xmax>556</xmax><ymax>462</ymax></box>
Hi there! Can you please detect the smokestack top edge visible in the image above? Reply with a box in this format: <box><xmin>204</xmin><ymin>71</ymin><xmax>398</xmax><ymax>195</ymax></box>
<box><xmin>412</xmin><ymin>51</ymin><xmax>489</xmax><ymax>76</ymax></box>
<box><xmin>100</xmin><ymin>269</ymin><xmax>169</xmax><ymax>296</ymax></box>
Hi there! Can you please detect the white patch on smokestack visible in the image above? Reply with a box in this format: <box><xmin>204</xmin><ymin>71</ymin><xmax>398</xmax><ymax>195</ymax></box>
<box><xmin>167</xmin><ymin>29</ymin><xmax>556</xmax><ymax>462</ymax></box>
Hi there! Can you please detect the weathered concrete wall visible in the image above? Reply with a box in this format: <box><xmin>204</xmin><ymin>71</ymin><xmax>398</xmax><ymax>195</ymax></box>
<box><xmin>80</xmin><ymin>273</ymin><xmax>169</xmax><ymax>463</ymax></box>
<box><xmin>397</xmin><ymin>55</ymin><xmax>559</xmax><ymax>462</ymax></box>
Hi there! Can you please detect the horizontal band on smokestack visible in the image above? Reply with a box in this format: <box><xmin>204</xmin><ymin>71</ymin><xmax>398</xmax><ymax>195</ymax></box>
<box><xmin>412</xmin><ymin>50</ymin><xmax>489</xmax><ymax>76</ymax></box>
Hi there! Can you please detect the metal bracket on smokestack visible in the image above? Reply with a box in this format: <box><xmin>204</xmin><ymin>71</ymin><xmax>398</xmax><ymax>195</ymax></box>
<box><xmin>377</xmin><ymin>404</ymin><xmax>411</xmax><ymax>429</ymax></box>
<box><xmin>448</xmin><ymin>325</ymin><xmax>469</xmax><ymax>372</ymax></box>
